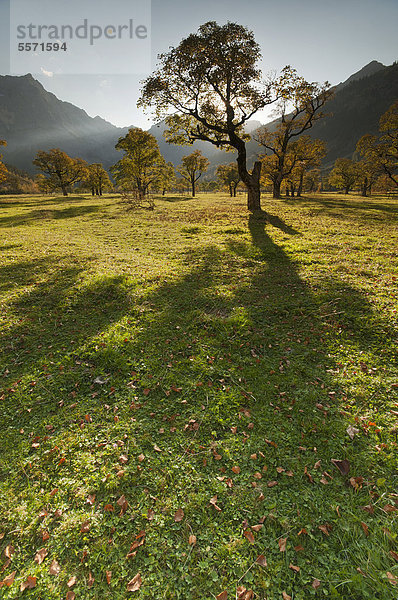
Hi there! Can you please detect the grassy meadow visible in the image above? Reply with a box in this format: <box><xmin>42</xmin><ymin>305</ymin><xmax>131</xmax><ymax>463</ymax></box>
<box><xmin>0</xmin><ymin>191</ymin><xmax>397</xmax><ymax>599</ymax></box>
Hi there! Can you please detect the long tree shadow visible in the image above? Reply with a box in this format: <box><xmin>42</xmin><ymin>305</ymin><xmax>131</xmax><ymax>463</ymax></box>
<box><xmin>283</xmin><ymin>195</ymin><xmax>398</xmax><ymax>221</ymax></box>
<box><xmin>0</xmin><ymin>205</ymin><xmax>102</xmax><ymax>227</ymax></box>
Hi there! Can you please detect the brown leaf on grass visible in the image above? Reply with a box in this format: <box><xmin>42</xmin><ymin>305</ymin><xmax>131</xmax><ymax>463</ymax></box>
<box><xmin>104</xmin><ymin>503</ymin><xmax>114</xmax><ymax>512</ymax></box>
<box><xmin>282</xmin><ymin>592</ymin><xmax>292</xmax><ymax>600</ymax></box>
<box><xmin>289</xmin><ymin>564</ymin><xmax>300</xmax><ymax>572</ymax></box>
<box><xmin>278</xmin><ymin>538</ymin><xmax>287</xmax><ymax>552</ymax></box>
<box><xmin>188</xmin><ymin>535</ymin><xmax>197</xmax><ymax>546</ymax></box>
<box><xmin>276</xmin><ymin>467</ymin><xmax>285</xmax><ymax>473</ymax></box>
<box><xmin>20</xmin><ymin>576</ymin><xmax>36</xmax><ymax>591</ymax></box>
<box><xmin>251</xmin><ymin>524</ymin><xmax>263</xmax><ymax>532</ymax></box>
<box><xmin>88</xmin><ymin>571</ymin><xmax>95</xmax><ymax>588</ymax></box>
<box><xmin>66</xmin><ymin>592</ymin><xmax>76</xmax><ymax>600</ymax></box>
<box><xmin>312</xmin><ymin>579</ymin><xmax>321</xmax><ymax>589</ymax></box>
<box><xmin>119</xmin><ymin>455</ymin><xmax>128</xmax><ymax>464</ymax></box>
<box><xmin>209</xmin><ymin>496</ymin><xmax>222</xmax><ymax>511</ymax></box>
<box><xmin>106</xmin><ymin>570</ymin><xmax>112</xmax><ymax>585</ymax></box>
<box><xmin>314</xmin><ymin>460</ymin><xmax>321</xmax><ymax>470</ymax></box>
<box><xmin>387</xmin><ymin>571</ymin><xmax>397</xmax><ymax>585</ymax></box>
<box><xmin>154</xmin><ymin>444</ymin><xmax>162</xmax><ymax>452</ymax></box>
<box><xmin>361</xmin><ymin>522</ymin><xmax>369</xmax><ymax>536</ymax></box>
<box><xmin>362</xmin><ymin>504</ymin><xmax>374</xmax><ymax>514</ymax></box>
<box><xmin>349</xmin><ymin>476</ymin><xmax>364</xmax><ymax>490</ymax></box>
<box><xmin>127</xmin><ymin>573</ymin><xmax>142</xmax><ymax>591</ymax></box>
<box><xmin>331</xmin><ymin>459</ymin><xmax>350</xmax><ymax>476</ymax></box>
<box><xmin>138</xmin><ymin>454</ymin><xmax>145</xmax><ymax>462</ymax></box>
<box><xmin>80</xmin><ymin>520</ymin><xmax>90</xmax><ymax>533</ymax></box>
<box><xmin>267</xmin><ymin>481</ymin><xmax>278</xmax><ymax>488</ymax></box>
<box><xmin>390</xmin><ymin>550</ymin><xmax>398</xmax><ymax>562</ymax></box>
<box><xmin>294</xmin><ymin>545</ymin><xmax>304</xmax><ymax>552</ymax></box>
<box><xmin>256</xmin><ymin>554</ymin><xmax>267</xmax><ymax>567</ymax></box>
<box><xmin>297</xmin><ymin>528</ymin><xmax>307</xmax><ymax>536</ymax></box>
<box><xmin>49</xmin><ymin>559</ymin><xmax>61</xmax><ymax>575</ymax></box>
<box><xmin>250</xmin><ymin>454</ymin><xmax>257</xmax><ymax>460</ymax></box>
<box><xmin>117</xmin><ymin>495</ymin><xmax>128</xmax><ymax>514</ymax></box>
<box><xmin>174</xmin><ymin>508</ymin><xmax>184</xmax><ymax>522</ymax></box>
<box><xmin>0</xmin><ymin>571</ymin><xmax>16</xmax><ymax>587</ymax></box>
<box><xmin>34</xmin><ymin>548</ymin><xmax>48</xmax><ymax>564</ymax></box>
<box><xmin>41</xmin><ymin>530</ymin><xmax>50</xmax><ymax>542</ymax></box>
<box><xmin>383</xmin><ymin>504</ymin><xmax>398</xmax><ymax>513</ymax></box>
<box><xmin>304</xmin><ymin>466</ymin><xmax>314</xmax><ymax>483</ymax></box>
<box><xmin>232</xmin><ymin>466</ymin><xmax>240</xmax><ymax>474</ymax></box>
<box><xmin>254</xmin><ymin>472</ymin><xmax>262</xmax><ymax>480</ymax></box>
<box><xmin>244</xmin><ymin>530</ymin><xmax>255</xmax><ymax>544</ymax></box>
<box><xmin>87</xmin><ymin>494</ymin><xmax>96</xmax><ymax>505</ymax></box>
<box><xmin>67</xmin><ymin>576</ymin><xmax>77</xmax><ymax>587</ymax></box>
<box><xmin>147</xmin><ymin>509</ymin><xmax>155</xmax><ymax>521</ymax></box>
<box><xmin>318</xmin><ymin>524</ymin><xmax>331</xmax><ymax>536</ymax></box>
<box><xmin>1</xmin><ymin>559</ymin><xmax>11</xmax><ymax>573</ymax></box>
<box><xmin>216</xmin><ymin>591</ymin><xmax>228</xmax><ymax>600</ymax></box>
<box><xmin>4</xmin><ymin>545</ymin><xmax>15</xmax><ymax>559</ymax></box>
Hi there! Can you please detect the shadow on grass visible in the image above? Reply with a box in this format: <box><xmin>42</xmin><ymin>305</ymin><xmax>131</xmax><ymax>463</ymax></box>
<box><xmin>0</xmin><ymin>205</ymin><xmax>102</xmax><ymax>227</ymax></box>
<box><xmin>162</xmin><ymin>195</ymin><xmax>195</xmax><ymax>202</ymax></box>
<box><xmin>283</xmin><ymin>195</ymin><xmax>398</xmax><ymax>220</ymax></box>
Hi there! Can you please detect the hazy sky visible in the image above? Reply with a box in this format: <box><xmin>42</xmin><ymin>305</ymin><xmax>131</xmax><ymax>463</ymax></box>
<box><xmin>1</xmin><ymin>0</ymin><xmax>397</xmax><ymax>128</ymax></box>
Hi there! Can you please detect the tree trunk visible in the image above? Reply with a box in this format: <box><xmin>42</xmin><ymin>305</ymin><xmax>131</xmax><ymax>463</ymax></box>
<box><xmin>192</xmin><ymin>179</ymin><xmax>196</xmax><ymax>197</ymax></box>
<box><xmin>229</xmin><ymin>185</ymin><xmax>233</xmax><ymax>197</ymax></box>
<box><xmin>297</xmin><ymin>173</ymin><xmax>304</xmax><ymax>197</ymax></box>
<box><xmin>273</xmin><ymin>178</ymin><xmax>282</xmax><ymax>199</ymax></box>
<box><xmin>61</xmin><ymin>185</ymin><xmax>68</xmax><ymax>196</ymax></box>
<box><xmin>285</xmin><ymin>188</ymin><xmax>290</xmax><ymax>197</ymax></box>
<box><xmin>91</xmin><ymin>187</ymin><xmax>95</xmax><ymax>196</ymax></box>
<box><xmin>344</xmin><ymin>186</ymin><xmax>349</xmax><ymax>194</ymax></box>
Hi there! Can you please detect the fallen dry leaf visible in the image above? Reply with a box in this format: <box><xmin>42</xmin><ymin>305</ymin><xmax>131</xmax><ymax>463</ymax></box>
<box><xmin>87</xmin><ymin>494</ymin><xmax>96</xmax><ymax>505</ymax></box>
<box><xmin>346</xmin><ymin>425</ymin><xmax>359</xmax><ymax>440</ymax></box>
<box><xmin>49</xmin><ymin>559</ymin><xmax>61</xmax><ymax>575</ymax></box>
<box><xmin>312</xmin><ymin>578</ymin><xmax>321</xmax><ymax>589</ymax></box>
<box><xmin>267</xmin><ymin>480</ymin><xmax>278</xmax><ymax>488</ymax></box>
<box><xmin>251</xmin><ymin>524</ymin><xmax>263</xmax><ymax>532</ymax></box>
<box><xmin>232</xmin><ymin>466</ymin><xmax>240</xmax><ymax>474</ymax></box>
<box><xmin>117</xmin><ymin>495</ymin><xmax>128</xmax><ymax>514</ymax></box>
<box><xmin>20</xmin><ymin>576</ymin><xmax>36</xmax><ymax>591</ymax></box>
<box><xmin>256</xmin><ymin>554</ymin><xmax>267</xmax><ymax>567</ymax></box>
<box><xmin>127</xmin><ymin>572</ymin><xmax>142</xmax><ymax>591</ymax></box>
<box><xmin>289</xmin><ymin>564</ymin><xmax>300</xmax><ymax>572</ymax></box>
<box><xmin>80</xmin><ymin>520</ymin><xmax>90</xmax><ymax>533</ymax></box>
<box><xmin>66</xmin><ymin>592</ymin><xmax>76</xmax><ymax>600</ymax></box>
<box><xmin>387</xmin><ymin>571</ymin><xmax>397</xmax><ymax>585</ymax></box>
<box><xmin>331</xmin><ymin>458</ymin><xmax>350</xmax><ymax>476</ymax></box>
<box><xmin>4</xmin><ymin>545</ymin><xmax>15</xmax><ymax>559</ymax></box>
<box><xmin>282</xmin><ymin>592</ymin><xmax>292</xmax><ymax>600</ymax></box>
<box><xmin>0</xmin><ymin>571</ymin><xmax>16</xmax><ymax>587</ymax></box>
<box><xmin>67</xmin><ymin>575</ymin><xmax>77</xmax><ymax>587</ymax></box>
<box><xmin>278</xmin><ymin>538</ymin><xmax>287</xmax><ymax>552</ymax></box>
<box><xmin>390</xmin><ymin>550</ymin><xmax>398</xmax><ymax>562</ymax></box>
<box><xmin>88</xmin><ymin>571</ymin><xmax>95</xmax><ymax>588</ymax></box>
<box><xmin>216</xmin><ymin>591</ymin><xmax>228</xmax><ymax>600</ymax></box>
<box><xmin>361</xmin><ymin>521</ymin><xmax>369</xmax><ymax>536</ymax></box>
<box><xmin>174</xmin><ymin>508</ymin><xmax>184</xmax><ymax>522</ymax></box>
<box><xmin>34</xmin><ymin>548</ymin><xmax>48</xmax><ymax>564</ymax></box>
<box><xmin>244</xmin><ymin>530</ymin><xmax>255</xmax><ymax>544</ymax></box>
<box><xmin>106</xmin><ymin>570</ymin><xmax>112</xmax><ymax>585</ymax></box>
<box><xmin>188</xmin><ymin>535</ymin><xmax>197</xmax><ymax>546</ymax></box>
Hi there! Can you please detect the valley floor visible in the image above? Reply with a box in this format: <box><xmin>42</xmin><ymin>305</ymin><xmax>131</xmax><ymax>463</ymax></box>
<box><xmin>0</xmin><ymin>191</ymin><xmax>397</xmax><ymax>599</ymax></box>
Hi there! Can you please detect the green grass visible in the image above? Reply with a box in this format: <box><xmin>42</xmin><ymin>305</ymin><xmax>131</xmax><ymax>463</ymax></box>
<box><xmin>0</xmin><ymin>191</ymin><xmax>397</xmax><ymax>599</ymax></box>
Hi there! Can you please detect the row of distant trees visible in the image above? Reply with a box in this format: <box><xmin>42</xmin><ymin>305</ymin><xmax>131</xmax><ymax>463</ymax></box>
<box><xmin>328</xmin><ymin>100</ymin><xmax>398</xmax><ymax>195</ymax></box>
